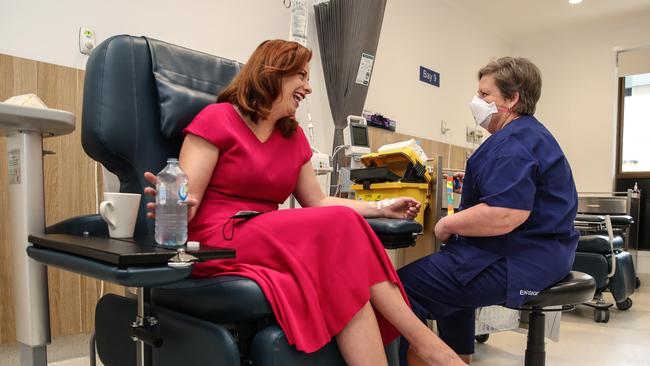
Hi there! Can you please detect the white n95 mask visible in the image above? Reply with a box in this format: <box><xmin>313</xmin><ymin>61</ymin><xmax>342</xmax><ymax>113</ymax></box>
<box><xmin>469</xmin><ymin>95</ymin><xmax>497</xmax><ymax>129</ymax></box>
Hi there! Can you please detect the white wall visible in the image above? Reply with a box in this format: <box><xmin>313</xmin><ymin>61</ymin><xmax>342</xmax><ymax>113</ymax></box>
<box><xmin>7</xmin><ymin>0</ymin><xmax>639</xmax><ymax>193</ymax></box>
<box><xmin>1</xmin><ymin>0</ymin><xmax>513</xmax><ymax>158</ymax></box>
<box><xmin>513</xmin><ymin>11</ymin><xmax>650</xmax><ymax>192</ymax></box>
<box><xmin>0</xmin><ymin>0</ymin><xmax>334</xmax><ymax>155</ymax></box>
<box><xmin>366</xmin><ymin>0</ymin><xmax>512</xmax><ymax>151</ymax></box>
<box><xmin>1</xmin><ymin>1</ymin><xmax>286</xmax><ymax>70</ymax></box>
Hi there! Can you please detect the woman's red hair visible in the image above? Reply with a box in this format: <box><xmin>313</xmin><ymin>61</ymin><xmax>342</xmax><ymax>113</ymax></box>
<box><xmin>218</xmin><ymin>40</ymin><xmax>312</xmax><ymax>137</ymax></box>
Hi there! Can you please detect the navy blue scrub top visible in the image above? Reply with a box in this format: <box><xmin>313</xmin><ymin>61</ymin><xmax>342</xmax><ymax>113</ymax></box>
<box><xmin>445</xmin><ymin>115</ymin><xmax>579</xmax><ymax>307</ymax></box>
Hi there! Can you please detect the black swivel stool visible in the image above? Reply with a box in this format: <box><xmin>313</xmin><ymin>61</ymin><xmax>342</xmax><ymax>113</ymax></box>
<box><xmin>510</xmin><ymin>271</ymin><xmax>596</xmax><ymax>366</ymax></box>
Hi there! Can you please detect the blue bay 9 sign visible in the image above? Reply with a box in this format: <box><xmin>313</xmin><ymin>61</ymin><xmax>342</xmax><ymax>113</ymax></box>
<box><xmin>419</xmin><ymin>66</ymin><xmax>440</xmax><ymax>87</ymax></box>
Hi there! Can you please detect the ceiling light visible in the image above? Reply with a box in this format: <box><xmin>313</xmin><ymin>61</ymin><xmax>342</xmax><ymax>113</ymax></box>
<box><xmin>569</xmin><ymin>0</ymin><xmax>583</xmax><ymax>4</ymax></box>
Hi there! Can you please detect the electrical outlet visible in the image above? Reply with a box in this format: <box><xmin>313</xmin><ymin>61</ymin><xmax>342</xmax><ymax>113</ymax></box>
<box><xmin>441</xmin><ymin>120</ymin><xmax>450</xmax><ymax>135</ymax></box>
<box><xmin>79</xmin><ymin>27</ymin><xmax>96</xmax><ymax>55</ymax></box>
<box><xmin>474</xmin><ymin>128</ymin><xmax>484</xmax><ymax>141</ymax></box>
<box><xmin>466</xmin><ymin>126</ymin><xmax>484</xmax><ymax>144</ymax></box>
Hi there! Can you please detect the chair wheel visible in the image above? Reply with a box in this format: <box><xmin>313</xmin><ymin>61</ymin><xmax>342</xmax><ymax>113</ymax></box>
<box><xmin>594</xmin><ymin>309</ymin><xmax>609</xmax><ymax>323</ymax></box>
<box><xmin>475</xmin><ymin>334</ymin><xmax>489</xmax><ymax>343</ymax></box>
<box><xmin>636</xmin><ymin>277</ymin><xmax>641</xmax><ymax>289</ymax></box>
<box><xmin>616</xmin><ymin>297</ymin><xmax>633</xmax><ymax>311</ymax></box>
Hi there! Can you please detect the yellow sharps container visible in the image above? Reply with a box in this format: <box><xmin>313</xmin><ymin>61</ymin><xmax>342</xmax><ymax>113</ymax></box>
<box><xmin>351</xmin><ymin>148</ymin><xmax>431</xmax><ymax>225</ymax></box>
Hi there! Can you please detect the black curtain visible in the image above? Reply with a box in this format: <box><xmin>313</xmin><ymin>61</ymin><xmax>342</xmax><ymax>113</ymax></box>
<box><xmin>315</xmin><ymin>0</ymin><xmax>387</xmax><ymax>195</ymax></box>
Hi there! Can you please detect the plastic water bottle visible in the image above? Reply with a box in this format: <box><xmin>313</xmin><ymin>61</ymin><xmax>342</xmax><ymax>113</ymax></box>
<box><xmin>155</xmin><ymin>158</ymin><xmax>188</xmax><ymax>246</ymax></box>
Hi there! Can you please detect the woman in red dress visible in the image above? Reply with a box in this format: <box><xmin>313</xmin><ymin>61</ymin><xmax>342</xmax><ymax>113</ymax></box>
<box><xmin>145</xmin><ymin>40</ymin><xmax>464</xmax><ymax>366</ymax></box>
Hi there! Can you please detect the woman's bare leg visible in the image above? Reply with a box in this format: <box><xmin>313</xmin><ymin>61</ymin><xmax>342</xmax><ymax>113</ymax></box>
<box><xmin>408</xmin><ymin>347</ymin><xmax>428</xmax><ymax>366</ymax></box>
<box><xmin>335</xmin><ymin>301</ymin><xmax>389</xmax><ymax>366</ymax></box>
<box><xmin>370</xmin><ymin>281</ymin><xmax>466</xmax><ymax>366</ymax></box>
<box><xmin>408</xmin><ymin>348</ymin><xmax>471</xmax><ymax>365</ymax></box>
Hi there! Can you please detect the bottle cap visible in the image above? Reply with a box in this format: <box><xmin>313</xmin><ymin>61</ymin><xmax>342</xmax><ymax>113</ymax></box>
<box><xmin>186</xmin><ymin>241</ymin><xmax>200</xmax><ymax>249</ymax></box>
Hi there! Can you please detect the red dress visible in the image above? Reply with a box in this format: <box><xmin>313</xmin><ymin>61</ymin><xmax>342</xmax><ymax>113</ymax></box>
<box><xmin>184</xmin><ymin>103</ymin><xmax>408</xmax><ymax>353</ymax></box>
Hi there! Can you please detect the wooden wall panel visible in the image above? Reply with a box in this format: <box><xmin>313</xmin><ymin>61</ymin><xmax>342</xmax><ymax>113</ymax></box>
<box><xmin>0</xmin><ymin>54</ymin><xmax>123</xmax><ymax>344</ymax></box>
<box><xmin>39</xmin><ymin>62</ymin><xmax>87</xmax><ymax>336</ymax></box>
<box><xmin>0</xmin><ymin>54</ymin><xmax>17</xmax><ymax>345</ymax></box>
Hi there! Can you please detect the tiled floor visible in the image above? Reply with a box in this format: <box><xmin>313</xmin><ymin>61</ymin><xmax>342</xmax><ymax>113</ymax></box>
<box><xmin>0</xmin><ymin>333</ymin><xmax>93</xmax><ymax>366</ymax></box>
<box><xmin>1</xmin><ymin>284</ymin><xmax>648</xmax><ymax>366</ymax></box>
<box><xmin>472</xmin><ymin>287</ymin><xmax>650</xmax><ymax>366</ymax></box>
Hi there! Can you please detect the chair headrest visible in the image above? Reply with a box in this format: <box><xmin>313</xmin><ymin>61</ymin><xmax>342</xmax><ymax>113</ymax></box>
<box><xmin>81</xmin><ymin>35</ymin><xmax>242</xmax><ymax>238</ymax></box>
<box><xmin>148</xmin><ymin>38</ymin><xmax>242</xmax><ymax>139</ymax></box>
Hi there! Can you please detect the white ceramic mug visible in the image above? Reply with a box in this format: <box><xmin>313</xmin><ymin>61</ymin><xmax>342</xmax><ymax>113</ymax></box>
<box><xmin>99</xmin><ymin>192</ymin><xmax>142</xmax><ymax>238</ymax></box>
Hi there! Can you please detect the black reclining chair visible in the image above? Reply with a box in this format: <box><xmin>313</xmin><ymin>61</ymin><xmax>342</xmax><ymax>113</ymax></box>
<box><xmin>572</xmin><ymin>214</ymin><xmax>636</xmax><ymax>323</ymax></box>
<box><xmin>26</xmin><ymin>35</ymin><xmax>423</xmax><ymax>366</ymax></box>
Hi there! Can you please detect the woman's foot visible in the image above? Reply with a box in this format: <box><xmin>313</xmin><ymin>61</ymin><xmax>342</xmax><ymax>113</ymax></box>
<box><xmin>409</xmin><ymin>344</ymin><xmax>467</xmax><ymax>366</ymax></box>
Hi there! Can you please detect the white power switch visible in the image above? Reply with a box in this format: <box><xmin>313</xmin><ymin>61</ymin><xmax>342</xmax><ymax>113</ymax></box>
<box><xmin>79</xmin><ymin>27</ymin><xmax>96</xmax><ymax>55</ymax></box>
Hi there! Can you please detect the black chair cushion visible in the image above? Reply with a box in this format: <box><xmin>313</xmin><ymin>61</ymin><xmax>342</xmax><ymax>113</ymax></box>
<box><xmin>251</xmin><ymin>325</ymin><xmax>345</xmax><ymax>366</ymax></box>
<box><xmin>152</xmin><ymin>276</ymin><xmax>273</xmax><ymax>323</ymax></box>
<box><xmin>607</xmin><ymin>250</ymin><xmax>636</xmax><ymax>302</ymax></box>
<box><xmin>572</xmin><ymin>252</ymin><xmax>610</xmax><ymax>291</ymax></box>
<box><xmin>517</xmin><ymin>271</ymin><xmax>595</xmax><ymax>309</ymax></box>
<box><xmin>147</xmin><ymin>37</ymin><xmax>242</xmax><ymax>140</ymax></box>
<box><xmin>577</xmin><ymin>235</ymin><xmax>623</xmax><ymax>254</ymax></box>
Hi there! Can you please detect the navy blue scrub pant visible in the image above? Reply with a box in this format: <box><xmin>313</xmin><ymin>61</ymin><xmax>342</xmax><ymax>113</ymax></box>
<box><xmin>397</xmin><ymin>253</ymin><xmax>508</xmax><ymax>364</ymax></box>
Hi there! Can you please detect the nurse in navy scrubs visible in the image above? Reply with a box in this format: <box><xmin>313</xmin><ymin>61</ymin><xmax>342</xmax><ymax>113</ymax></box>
<box><xmin>399</xmin><ymin>57</ymin><xmax>579</xmax><ymax>365</ymax></box>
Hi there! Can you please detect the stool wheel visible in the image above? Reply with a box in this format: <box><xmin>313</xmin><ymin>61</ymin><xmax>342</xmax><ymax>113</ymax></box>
<box><xmin>594</xmin><ymin>308</ymin><xmax>610</xmax><ymax>323</ymax></box>
<box><xmin>475</xmin><ymin>334</ymin><xmax>489</xmax><ymax>344</ymax></box>
<box><xmin>615</xmin><ymin>297</ymin><xmax>633</xmax><ymax>311</ymax></box>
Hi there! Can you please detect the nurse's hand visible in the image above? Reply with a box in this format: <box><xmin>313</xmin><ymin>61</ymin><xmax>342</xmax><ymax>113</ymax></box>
<box><xmin>382</xmin><ymin>197</ymin><xmax>421</xmax><ymax>220</ymax></box>
<box><xmin>434</xmin><ymin>216</ymin><xmax>453</xmax><ymax>243</ymax></box>
<box><xmin>143</xmin><ymin>172</ymin><xmax>199</xmax><ymax>219</ymax></box>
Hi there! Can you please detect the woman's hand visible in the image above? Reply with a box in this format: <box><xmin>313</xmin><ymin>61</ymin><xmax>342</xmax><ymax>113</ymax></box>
<box><xmin>434</xmin><ymin>216</ymin><xmax>453</xmax><ymax>243</ymax></box>
<box><xmin>143</xmin><ymin>172</ymin><xmax>199</xmax><ymax>219</ymax></box>
<box><xmin>382</xmin><ymin>197</ymin><xmax>421</xmax><ymax>220</ymax></box>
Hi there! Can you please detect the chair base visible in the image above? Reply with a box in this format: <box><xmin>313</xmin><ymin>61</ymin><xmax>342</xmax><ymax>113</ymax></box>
<box><xmin>582</xmin><ymin>294</ymin><xmax>614</xmax><ymax>323</ymax></box>
<box><xmin>514</xmin><ymin>271</ymin><xmax>596</xmax><ymax>366</ymax></box>
<box><xmin>525</xmin><ymin>311</ymin><xmax>546</xmax><ymax>366</ymax></box>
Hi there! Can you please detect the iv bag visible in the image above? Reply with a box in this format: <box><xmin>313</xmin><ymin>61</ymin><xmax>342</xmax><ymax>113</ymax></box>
<box><xmin>290</xmin><ymin>0</ymin><xmax>308</xmax><ymax>46</ymax></box>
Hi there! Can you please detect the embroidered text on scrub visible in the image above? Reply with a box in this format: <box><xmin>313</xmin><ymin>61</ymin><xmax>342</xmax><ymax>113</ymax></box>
<box><xmin>520</xmin><ymin>290</ymin><xmax>540</xmax><ymax>296</ymax></box>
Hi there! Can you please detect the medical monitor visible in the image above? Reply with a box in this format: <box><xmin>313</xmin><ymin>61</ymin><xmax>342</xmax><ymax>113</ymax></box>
<box><xmin>343</xmin><ymin>119</ymin><xmax>371</xmax><ymax>157</ymax></box>
<box><xmin>350</xmin><ymin>124</ymin><xmax>369</xmax><ymax>147</ymax></box>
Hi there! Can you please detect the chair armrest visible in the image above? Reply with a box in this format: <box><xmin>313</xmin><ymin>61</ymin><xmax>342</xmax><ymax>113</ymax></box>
<box><xmin>575</xmin><ymin>214</ymin><xmax>606</xmax><ymax>223</ymax></box>
<box><xmin>609</xmin><ymin>215</ymin><xmax>633</xmax><ymax>226</ymax></box>
<box><xmin>26</xmin><ymin>246</ymin><xmax>191</xmax><ymax>287</ymax></box>
<box><xmin>366</xmin><ymin>218</ymin><xmax>422</xmax><ymax>249</ymax></box>
<box><xmin>46</xmin><ymin>214</ymin><xmax>109</xmax><ymax>236</ymax></box>
<box><xmin>27</xmin><ymin>233</ymin><xmax>234</xmax><ymax>287</ymax></box>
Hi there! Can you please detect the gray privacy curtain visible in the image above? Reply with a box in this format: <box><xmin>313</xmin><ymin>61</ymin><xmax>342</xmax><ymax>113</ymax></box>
<box><xmin>315</xmin><ymin>0</ymin><xmax>387</xmax><ymax>195</ymax></box>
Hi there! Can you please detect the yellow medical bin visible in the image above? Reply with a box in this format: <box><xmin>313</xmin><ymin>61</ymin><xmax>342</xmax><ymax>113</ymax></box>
<box><xmin>351</xmin><ymin>148</ymin><xmax>432</xmax><ymax>225</ymax></box>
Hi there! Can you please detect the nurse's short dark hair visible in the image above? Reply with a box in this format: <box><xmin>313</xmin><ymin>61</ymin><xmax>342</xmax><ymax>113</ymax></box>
<box><xmin>478</xmin><ymin>57</ymin><xmax>542</xmax><ymax>115</ymax></box>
